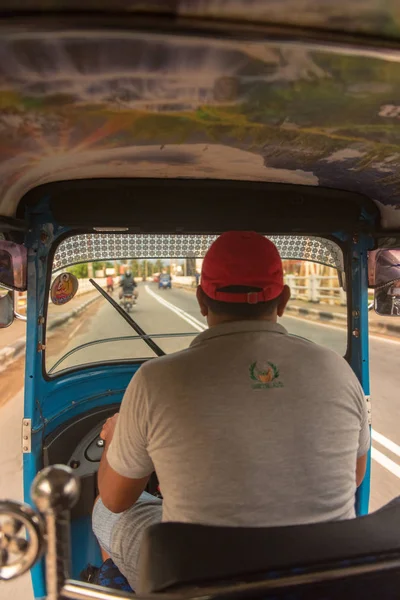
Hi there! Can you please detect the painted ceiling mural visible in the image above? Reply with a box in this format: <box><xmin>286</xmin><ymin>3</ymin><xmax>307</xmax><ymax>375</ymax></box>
<box><xmin>2</xmin><ymin>1</ymin><xmax>400</xmax><ymax>39</ymax></box>
<box><xmin>0</xmin><ymin>24</ymin><xmax>400</xmax><ymax>226</ymax></box>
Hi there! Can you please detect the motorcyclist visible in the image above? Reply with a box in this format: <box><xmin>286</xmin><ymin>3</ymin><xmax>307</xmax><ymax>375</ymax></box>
<box><xmin>119</xmin><ymin>268</ymin><xmax>138</xmax><ymax>301</ymax></box>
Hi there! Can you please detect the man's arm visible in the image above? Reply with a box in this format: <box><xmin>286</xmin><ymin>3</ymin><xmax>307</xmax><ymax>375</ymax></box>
<box><xmin>355</xmin><ymin>389</ymin><xmax>370</xmax><ymax>488</ymax></box>
<box><xmin>356</xmin><ymin>453</ymin><xmax>367</xmax><ymax>487</ymax></box>
<box><xmin>97</xmin><ymin>414</ymin><xmax>151</xmax><ymax>513</ymax></box>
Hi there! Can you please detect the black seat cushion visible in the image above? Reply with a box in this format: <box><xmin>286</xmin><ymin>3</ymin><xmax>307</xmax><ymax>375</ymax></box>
<box><xmin>137</xmin><ymin>498</ymin><xmax>400</xmax><ymax>594</ymax></box>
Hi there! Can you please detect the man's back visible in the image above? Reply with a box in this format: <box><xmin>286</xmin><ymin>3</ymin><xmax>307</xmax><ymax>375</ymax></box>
<box><xmin>109</xmin><ymin>320</ymin><xmax>369</xmax><ymax>527</ymax></box>
<box><xmin>97</xmin><ymin>232</ymin><xmax>370</xmax><ymax>592</ymax></box>
<box><xmin>122</xmin><ymin>274</ymin><xmax>134</xmax><ymax>291</ymax></box>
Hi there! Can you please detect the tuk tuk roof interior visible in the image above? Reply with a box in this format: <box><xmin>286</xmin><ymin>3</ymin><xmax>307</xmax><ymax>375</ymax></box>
<box><xmin>0</xmin><ymin>2</ymin><xmax>399</xmax><ymax>230</ymax></box>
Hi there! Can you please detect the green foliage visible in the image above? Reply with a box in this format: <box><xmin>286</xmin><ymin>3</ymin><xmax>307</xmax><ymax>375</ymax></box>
<box><xmin>154</xmin><ymin>259</ymin><xmax>164</xmax><ymax>273</ymax></box>
<box><xmin>67</xmin><ymin>263</ymin><xmax>88</xmax><ymax>278</ymax></box>
<box><xmin>130</xmin><ymin>259</ymin><xmax>139</xmax><ymax>277</ymax></box>
<box><xmin>92</xmin><ymin>261</ymin><xmax>104</xmax><ymax>272</ymax></box>
<box><xmin>140</xmin><ymin>260</ymin><xmax>154</xmax><ymax>277</ymax></box>
<box><xmin>195</xmin><ymin>107</ymin><xmax>221</xmax><ymax>122</ymax></box>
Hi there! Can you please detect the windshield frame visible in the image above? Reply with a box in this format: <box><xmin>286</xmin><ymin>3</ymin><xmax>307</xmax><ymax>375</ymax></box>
<box><xmin>42</xmin><ymin>229</ymin><xmax>349</xmax><ymax>380</ymax></box>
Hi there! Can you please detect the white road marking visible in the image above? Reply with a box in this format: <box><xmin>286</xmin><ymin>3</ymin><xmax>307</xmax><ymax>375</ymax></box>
<box><xmin>67</xmin><ymin>321</ymin><xmax>84</xmax><ymax>340</ymax></box>
<box><xmin>145</xmin><ymin>286</ymin><xmax>207</xmax><ymax>332</ymax></box>
<box><xmin>372</xmin><ymin>429</ymin><xmax>400</xmax><ymax>458</ymax></box>
<box><xmin>371</xmin><ymin>447</ymin><xmax>400</xmax><ymax>479</ymax></box>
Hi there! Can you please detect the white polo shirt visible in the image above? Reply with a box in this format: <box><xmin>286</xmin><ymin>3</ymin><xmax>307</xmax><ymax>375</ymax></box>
<box><xmin>107</xmin><ymin>321</ymin><xmax>370</xmax><ymax>526</ymax></box>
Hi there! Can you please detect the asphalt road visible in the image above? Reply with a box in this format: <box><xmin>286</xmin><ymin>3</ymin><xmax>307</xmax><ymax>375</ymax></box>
<box><xmin>0</xmin><ymin>283</ymin><xmax>399</xmax><ymax>599</ymax></box>
<box><xmin>46</xmin><ymin>283</ymin><xmax>349</xmax><ymax>373</ymax></box>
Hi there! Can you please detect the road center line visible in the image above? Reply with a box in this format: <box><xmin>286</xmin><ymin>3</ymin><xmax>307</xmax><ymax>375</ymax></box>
<box><xmin>145</xmin><ymin>286</ymin><xmax>207</xmax><ymax>332</ymax></box>
<box><xmin>371</xmin><ymin>447</ymin><xmax>400</xmax><ymax>479</ymax></box>
<box><xmin>372</xmin><ymin>429</ymin><xmax>400</xmax><ymax>458</ymax></box>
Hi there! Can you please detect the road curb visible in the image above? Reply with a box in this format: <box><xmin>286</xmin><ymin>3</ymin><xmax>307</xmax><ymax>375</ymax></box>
<box><xmin>285</xmin><ymin>304</ymin><xmax>347</xmax><ymax>322</ymax></box>
<box><xmin>0</xmin><ymin>294</ymin><xmax>101</xmax><ymax>369</ymax></box>
<box><xmin>285</xmin><ymin>304</ymin><xmax>400</xmax><ymax>336</ymax></box>
<box><xmin>47</xmin><ymin>294</ymin><xmax>100</xmax><ymax>332</ymax></box>
<box><xmin>368</xmin><ymin>321</ymin><xmax>400</xmax><ymax>336</ymax></box>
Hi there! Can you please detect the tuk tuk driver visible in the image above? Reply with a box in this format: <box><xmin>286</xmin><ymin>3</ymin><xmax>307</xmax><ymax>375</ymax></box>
<box><xmin>93</xmin><ymin>231</ymin><xmax>370</xmax><ymax>590</ymax></box>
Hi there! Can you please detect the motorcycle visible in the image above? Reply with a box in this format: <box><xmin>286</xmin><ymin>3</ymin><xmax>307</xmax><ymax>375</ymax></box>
<box><xmin>121</xmin><ymin>292</ymin><xmax>135</xmax><ymax>312</ymax></box>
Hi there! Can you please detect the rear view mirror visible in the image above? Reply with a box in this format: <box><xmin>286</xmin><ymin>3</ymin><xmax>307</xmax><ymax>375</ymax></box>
<box><xmin>0</xmin><ymin>240</ymin><xmax>27</xmax><ymax>291</ymax></box>
<box><xmin>369</xmin><ymin>249</ymin><xmax>400</xmax><ymax>316</ymax></box>
<box><xmin>375</xmin><ymin>280</ymin><xmax>400</xmax><ymax>316</ymax></box>
<box><xmin>0</xmin><ymin>289</ymin><xmax>14</xmax><ymax>328</ymax></box>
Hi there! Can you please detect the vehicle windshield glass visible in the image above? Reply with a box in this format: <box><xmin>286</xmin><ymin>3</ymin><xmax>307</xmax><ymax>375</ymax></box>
<box><xmin>45</xmin><ymin>234</ymin><xmax>347</xmax><ymax>375</ymax></box>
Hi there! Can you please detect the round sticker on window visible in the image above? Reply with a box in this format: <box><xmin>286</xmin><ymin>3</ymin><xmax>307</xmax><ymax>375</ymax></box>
<box><xmin>51</xmin><ymin>273</ymin><xmax>78</xmax><ymax>305</ymax></box>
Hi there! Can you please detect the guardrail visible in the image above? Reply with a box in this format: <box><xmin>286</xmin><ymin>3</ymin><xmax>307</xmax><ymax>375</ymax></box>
<box><xmin>285</xmin><ymin>275</ymin><xmax>346</xmax><ymax>306</ymax></box>
<box><xmin>73</xmin><ymin>277</ymin><xmax>107</xmax><ymax>296</ymax></box>
<box><xmin>174</xmin><ymin>274</ymin><xmax>347</xmax><ymax>305</ymax></box>
<box><xmin>172</xmin><ymin>275</ymin><xmax>197</xmax><ymax>287</ymax></box>
<box><xmin>13</xmin><ymin>275</ymin><xmax>370</xmax><ymax>310</ymax></box>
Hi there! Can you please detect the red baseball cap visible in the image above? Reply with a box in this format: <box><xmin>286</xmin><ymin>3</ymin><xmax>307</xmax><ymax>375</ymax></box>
<box><xmin>201</xmin><ymin>231</ymin><xmax>284</xmax><ymax>304</ymax></box>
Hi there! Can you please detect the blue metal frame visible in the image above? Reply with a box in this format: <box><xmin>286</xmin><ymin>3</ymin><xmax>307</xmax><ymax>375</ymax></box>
<box><xmin>350</xmin><ymin>234</ymin><xmax>374</xmax><ymax>516</ymax></box>
<box><xmin>23</xmin><ymin>212</ymin><xmax>51</xmax><ymax>599</ymax></box>
<box><xmin>21</xmin><ymin>209</ymin><xmax>375</xmax><ymax>597</ymax></box>
<box><xmin>22</xmin><ymin>212</ymin><xmax>143</xmax><ymax>596</ymax></box>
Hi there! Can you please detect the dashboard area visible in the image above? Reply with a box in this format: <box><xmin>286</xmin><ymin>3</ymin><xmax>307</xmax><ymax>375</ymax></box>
<box><xmin>43</xmin><ymin>404</ymin><xmax>159</xmax><ymax>518</ymax></box>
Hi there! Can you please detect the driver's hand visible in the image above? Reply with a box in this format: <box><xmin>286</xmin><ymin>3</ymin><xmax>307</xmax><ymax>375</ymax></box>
<box><xmin>100</xmin><ymin>413</ymin><xmax>119</xmax><ymax>443</ymax></box>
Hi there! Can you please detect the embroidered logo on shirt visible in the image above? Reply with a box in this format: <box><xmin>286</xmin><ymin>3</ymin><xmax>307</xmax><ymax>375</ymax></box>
<box><xmin>249</xmin><ymin>361</ymin><xmax>283</xmax><ymax>389</ymax></box>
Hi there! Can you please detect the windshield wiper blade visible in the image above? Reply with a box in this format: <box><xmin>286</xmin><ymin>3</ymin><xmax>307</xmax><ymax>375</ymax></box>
<box><xmin>89</xmin><ymin>279</ymin><xmax>165</xmax><ymax>357</ymax></box>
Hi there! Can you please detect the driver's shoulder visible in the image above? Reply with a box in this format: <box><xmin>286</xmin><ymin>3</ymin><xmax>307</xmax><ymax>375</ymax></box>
<box><xmin>139</xmin><ymin>346</ymin><xmax>196</xmax><ymax>378</ymax></box>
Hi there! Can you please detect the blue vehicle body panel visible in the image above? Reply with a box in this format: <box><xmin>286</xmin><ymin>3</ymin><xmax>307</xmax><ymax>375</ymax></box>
<box><xmin>351</xmin><ymin>234</ymin><xmax>374</xmax><ymax>516</ymax></box>
<box><xmin>21</xmin><ymin>211</ymin><xmax>143</xmax><ymax>596</ymax></box>
<box><xmin>21</xmin><ymin>204</ymin><xmax>374</xmax><ymax>597</ymax></box>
